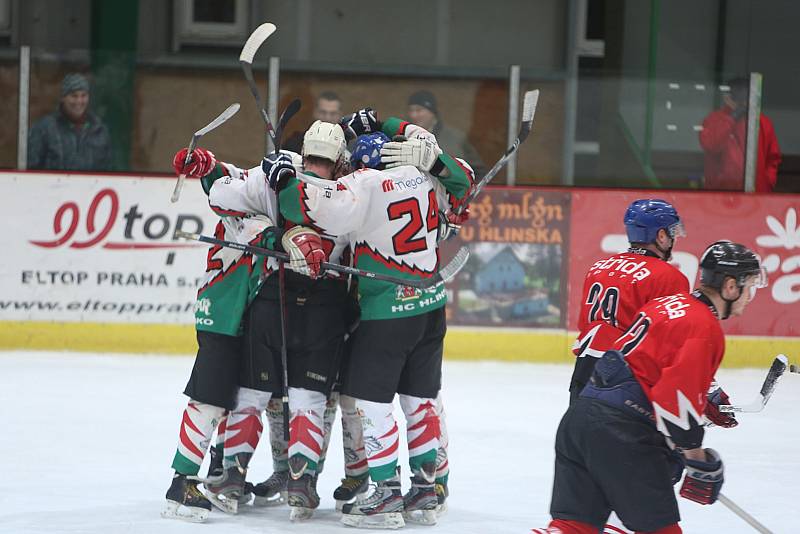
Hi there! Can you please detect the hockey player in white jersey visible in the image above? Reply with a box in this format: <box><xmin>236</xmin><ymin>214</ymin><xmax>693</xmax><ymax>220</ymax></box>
<box><xmin>205</xmin><ymin>124</ymin><xmax>354</xmax><ymax>521</ymax></box>
<box><xmin>261</xmin><ymin>117</ymin><xmax>471</xmax><ymax>528</ymax></box>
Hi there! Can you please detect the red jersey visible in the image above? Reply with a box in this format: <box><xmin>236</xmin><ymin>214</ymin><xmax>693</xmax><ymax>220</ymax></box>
<box><xmin>573</xmin><ymin>250</ymin><xmax>689</xmax><ymax>358</ymax></box>
<box><xmin>613</xmin><ymin>292</ymin><xmax>725</xmax><ymax>448</ymax></box>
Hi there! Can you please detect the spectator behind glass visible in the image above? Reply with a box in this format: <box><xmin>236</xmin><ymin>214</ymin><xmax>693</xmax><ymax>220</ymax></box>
<box><xmin>407</xmin><ymin>90</ymin><xmax>486</xmax><ymax>178</ymax></box>
<box><xmin>27</xmin><ymin>73</ymin><xmax>112</xmax><ymax>171</ymax></box>
<box><xmin>283</xmin><ymin>91</ymin><xmax>342</xmax><ymax>153</ymax></box>
<box><xmin>698</xmin><ymin>77</ymin><xmax>781</xmax><ymax>192</ymax></box>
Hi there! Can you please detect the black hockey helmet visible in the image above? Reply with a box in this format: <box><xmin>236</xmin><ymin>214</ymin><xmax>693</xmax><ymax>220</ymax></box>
<box><xmin>699</xmin><ymin>240</ymin><xmax>765</xmax><ymax>290</ymax></box>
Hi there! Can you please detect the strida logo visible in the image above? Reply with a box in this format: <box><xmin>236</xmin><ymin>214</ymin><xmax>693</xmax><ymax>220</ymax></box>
<box><xmin>30</xmin><ymin>188</ymin><xmax>204</xmax><ymax>250</ymax></box>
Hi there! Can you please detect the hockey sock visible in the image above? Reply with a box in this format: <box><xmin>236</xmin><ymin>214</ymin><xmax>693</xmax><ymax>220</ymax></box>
<box><xmin>533</xmin><ymin>519</ymin><xmax>598</xmax><ymax>534</ymax></box>
<box><xmin>171</xmin><ymin>400</ymin><xmax>225</xmax><ymax>476</ymax></box>
<box><xmin>288</xmin><ymin>387</ymin><xmax>326</xmax><ymax>473</ymax></box>
<box><xmin>400</xmin><ymin>394</ymin><xmax>439</xmax><ymax>472</ymax></box>
<box><xmin>434</xmin><ymin>393</ymin><xmax>449</xmax><ymax>484</ymax></box>
<box><xmin>266</xmin><ymin>398</ymin><xmax>288</xmax><ymax>472</ymax></box>
<box><xmin>356</xmin><ymin>398</ymin><xmax>400</xmax><ymax>482</ymax></box>
<box><xmin>638</xmin><ymin>525</ymin><xmax>682</xmax><ymax>534</ymax></box>
<box><xmin>340</xmin><ymin>394</ymin><xmax>368</xmax><ymax>479</ymax></box>
<box><xmin>318</xmin><ymin>391</ymin><xmax>339</xmax><ymax>474</ymax></box>
<box><xmin>223</xmin><ymin>387</ymin><xmax>270</xmax><ymax>469</ymax></box>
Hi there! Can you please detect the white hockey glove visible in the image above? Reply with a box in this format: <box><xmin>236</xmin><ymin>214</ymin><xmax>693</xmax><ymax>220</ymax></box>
<box><xmin>380</xmin><ymin>137</ymin><xmax>442</xmax><ymax>172</ymax></box>
<box><xmin>281</xmin><ymin>226</ymin><xmax>326</xmax><ymax>279</ymax></box>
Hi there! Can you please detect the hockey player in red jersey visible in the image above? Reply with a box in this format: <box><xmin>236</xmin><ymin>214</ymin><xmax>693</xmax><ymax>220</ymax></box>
<box><xmin>570</xmin><ymin>199</ymin><xmax>688</xmax><ymax>402</ymax></box>
<box><xmin>535</xmin><ymin>241</ymin><xmax>767</xmax><ymax>534</ymax></box>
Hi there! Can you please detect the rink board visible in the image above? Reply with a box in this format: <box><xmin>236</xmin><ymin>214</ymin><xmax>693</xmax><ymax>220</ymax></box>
<box><xmin>1</xmin><ymin>320</ymin><xmax>797</xmax><ymax>368</ymax></box>
<box><xmin>2</xmin><ymin>172</ymin><xmax>798</xmax><ymax>364</ymax></box>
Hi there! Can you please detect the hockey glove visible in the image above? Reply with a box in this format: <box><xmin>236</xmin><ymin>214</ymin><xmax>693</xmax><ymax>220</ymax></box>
<box><xmin>172</xmin><ymin>147</ymin><xmax>217</xmax><ymax>178</ymax></box>
<box><xmin>281</xmin><ymin>226</ymin><xmax>326</xmax><ymax>279</ymax></box>
<box><xmin>262</xmin><ymin>152</ymin><xmax>296</xmax><ymax>192</ymax></box>
<box><xmin>380</xmin><ymin>137</ymin><xmax>442</xmax><ymax>172</ymax></box>
<box><xmin>680</xmin><ymin>448</ymin><xmax>724</xmax><ymax>505</ymax></box>
<box><xmin>437</xmin><ymin>207</ymin><xmax>470</xmax><ymax>242</ymax></box>
<box><xmin>339</xmin><ymin>108</ymin><xmax>381</xmax><ymax>141</ymax></box>
<box><xmin>704</xmin><ymin>386</ymin><xmax>738</xmax><ymax>428</ymax></box>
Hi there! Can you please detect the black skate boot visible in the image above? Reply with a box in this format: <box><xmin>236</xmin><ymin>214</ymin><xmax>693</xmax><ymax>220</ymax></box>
<box><xmin>341</xmin><ymin>474</ymin><xmax>405</xmax><ymax>530</ymax></box>
<box><xmin>403</xmin><ymin>462</ymin><xmax>438</xmax><ymax>525</ymax></box>
<box><xmin>333</xmin><ymin>475</ymin><xmax>370</xmax><ymax>511</ymax></box>
<box><xmin>287</xmin><ymin>456</ymin><xmax>320</xmax><ymax>521</ymax></box>
<box><xmin>248</xmin><ymin>470</ymin><xmax>289</xmax><ymax>507</ymax></box>
<box><xmin>162</xmin><ymin>473</ymin><xmax>213</xmax><ymax>523</ymax></box>
<box><xmin>206</xmin><ymin>444</ymin><xmax>223</xmax><ymax>481</ymax></box>
<box><xmin>205</xmin><ymin>454</ymin><xmax>250</xmax><ymax>514</ymax></box>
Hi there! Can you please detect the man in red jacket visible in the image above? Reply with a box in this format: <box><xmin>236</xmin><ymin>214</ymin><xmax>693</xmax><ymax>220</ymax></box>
<box><xmin>699</xmin><ymin>77</ymin><xmax>781</xmax><ymax>192</ymax></box>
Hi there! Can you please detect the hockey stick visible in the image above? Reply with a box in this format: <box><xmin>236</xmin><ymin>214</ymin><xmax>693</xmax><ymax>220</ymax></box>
<box><xmin>175</xmin><ymin>231</ymin><xmax>469</xmax><ymax>290</ymax></box>
<box><xmin>455</xmin><ymin>89</ymin><xmax>539</xmax><ymax>215</ymax></box>
<box><xmin>239</xmin><ymin>22</ymin><xmax>278</xmax><ymax>145</ymax></box>
<box><xmin>274</xmin><ymin>98</ymin><xmax>301</xmax><ymax>150</ymax></box>
<box><xmin>718</xmin><ymin>493</ymin><xmax>774</xmax><ymax>533</ymax></box>
<box><xmin>170</xmin><ymin>102</ymin><xmax>241</xmax><ymax>203</ymax></box>
<box><xmin>719</xmin><ymin>355</ymin><xmax>788</xmax><ymax>413</ymax></box>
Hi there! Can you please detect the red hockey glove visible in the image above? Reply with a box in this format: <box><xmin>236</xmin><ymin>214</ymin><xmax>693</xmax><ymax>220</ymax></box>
<box><xmin>281</xmin><ymin>226</ymin><xmax>325</xmax><ymax>279</ymax></box>
<box><xmin>680</xmin><ymin>448</ymin><xmax>724</xmax><ymax>505</ymax></box>
<box><xmin>705</xmin><ymin>386</ymin><xmax>738</xmax><ymax>428</ymax></box>
<box><xmin>172</xmin><ymin>147</ymin><xmax>217</xmax><ymax>178</ymax></box>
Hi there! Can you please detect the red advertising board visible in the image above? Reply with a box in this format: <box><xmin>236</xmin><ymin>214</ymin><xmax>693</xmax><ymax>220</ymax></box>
<box><xmin>568</xmin><ymin>190</ymin><xmax>799</xmax><ymax>337</ymax></box>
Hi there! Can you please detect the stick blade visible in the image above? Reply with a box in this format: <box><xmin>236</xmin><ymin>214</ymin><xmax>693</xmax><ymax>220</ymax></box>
<box><xmin>438</xmin><ymin>246</ymin><xmax>470</xmax><ymax>284</ymax></box>
<box><xmin>522</xmin><ymin>89</ymin><xmax>539</xmax><ymax>123</ymax></box>
<box><xmin>239</xmin><ymin>22</ymin><xmax>276</xmax><ymax>63</ymax></box>
<box><xmin>195</xmin><ymin>103</ymin><xmax>240</xmax><ymax>136</ymax></box>
<box><xmin>760</xmin><ymin>354</ymin><xmax>788</xmax><ymax>399</ymax></box>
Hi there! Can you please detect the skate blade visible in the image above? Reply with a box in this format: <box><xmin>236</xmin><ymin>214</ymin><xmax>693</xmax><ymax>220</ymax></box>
<box><xmin>404</xmin><ymin>508</ymin><xmax>438</xmax><ymax>526</ymax></box>
<box><xmin>205</xmin><ymin>491</ymin><xmax>239</xmax><ymax>514</ymax></box>
<box><xmin>253</xmin><ymin>490</ymin><xmax>288</xmax><ymax>507</ymax></box>
<box><xmin>341</xmin><ymin>512</ymin><xmax>405</xmax><ymax>530</ymax></box>
<box><xmin>161</xmin><ymin>500</ymin><xmax>209</xmax><ymax>523</ymax></box>
<box><xmin>289</xmin><ymin>506</ymin><xmax>315</xmax><ymax>521</ymax></box>
<box><xmin>435</xmin><ymin>501</ymin><xmax>448</xmax><ymax>516</ymax></box>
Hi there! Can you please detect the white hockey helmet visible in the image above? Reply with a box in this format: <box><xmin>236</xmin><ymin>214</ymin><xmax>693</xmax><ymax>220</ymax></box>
<box><xmin>303</xmin><ymin>120</ymin><xmax>346</xmax><ymax>163</ymax></box>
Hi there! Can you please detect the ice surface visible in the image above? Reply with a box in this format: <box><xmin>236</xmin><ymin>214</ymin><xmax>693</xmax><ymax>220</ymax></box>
<box><xmin>1</xmin><ymin>352</ymin><xmax>797</xmax><ymax>533</ymax></box>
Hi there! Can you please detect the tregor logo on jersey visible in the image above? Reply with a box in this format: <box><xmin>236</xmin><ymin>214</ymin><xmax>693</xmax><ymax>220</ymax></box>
<box><xmin>396</xmin><ymin>285</ymin><xmax>421</xmax><ymax>301</ymax></box>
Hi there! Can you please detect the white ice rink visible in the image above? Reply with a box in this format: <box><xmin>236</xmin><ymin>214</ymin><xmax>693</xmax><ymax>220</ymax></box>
<box><xmin>2</xmin><ymin>352</ymin><xmax>797</xmax><ymax>534</ymax></box>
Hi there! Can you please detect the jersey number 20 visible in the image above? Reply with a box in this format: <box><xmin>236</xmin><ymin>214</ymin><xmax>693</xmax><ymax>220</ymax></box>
<box><xmin>586</xmin><ymin>282</ymin><xmax>620</xmax><ymax>326</ymax></box>
<box><xmin>387</xmin><ymin>190</ymin><xmax>438</xmax><ymax>255</ymax></box>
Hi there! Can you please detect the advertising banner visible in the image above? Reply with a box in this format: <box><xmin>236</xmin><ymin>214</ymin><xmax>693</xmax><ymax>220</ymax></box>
<box><xmin>1</xmin><ymin>173</ymin><xmax>217</xmax><ymax>324</ymax></box>
<box><xmin>442</xmin><ymin>188</ymin><xmax>571</xmax><ymax>328</ymax></box>
<box><xmin>568</xmin><ymin>190</ymin><xmax>799</xmax><ymax>337</ymax></box>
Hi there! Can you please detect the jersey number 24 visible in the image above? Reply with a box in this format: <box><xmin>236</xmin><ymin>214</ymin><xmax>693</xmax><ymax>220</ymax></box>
<box><xmin>387</xmin><ymin>190</ymin><xmax>438</xmax><ymax>255</ymax></box>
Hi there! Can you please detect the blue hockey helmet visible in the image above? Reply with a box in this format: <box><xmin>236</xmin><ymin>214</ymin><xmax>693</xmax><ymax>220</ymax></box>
<box><xmin>350</xmin><ymin>132</ymin><xmax>390</xmax><ymax>170</ymax></box>
<box><xmin>624</xmin><ymin>199</ymin><xmax>685</xmax><ymax>244</ymax></box>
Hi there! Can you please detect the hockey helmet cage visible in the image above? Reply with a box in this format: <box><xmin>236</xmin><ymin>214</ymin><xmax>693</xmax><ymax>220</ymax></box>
<box><xmin>351</xmin><ymin>132</ymin><xmax>390</xmax><ymax>169</ymax></box>
<box><xmin>699</xmin><ymin>240</ymin><xmax>767</xmax><ymax>292</ymax></box>
<box><xmin>624</xmin><ymin>199</ymin><xmax>685</xmax><ymax>244</ymax></box>
<box><xmin>303</xmin><ymin>120</ymin><xmax>346</xmax><ymax>164</ymax></box>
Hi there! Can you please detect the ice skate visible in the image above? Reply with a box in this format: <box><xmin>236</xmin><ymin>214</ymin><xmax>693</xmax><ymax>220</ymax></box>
<box><xmin>334</xmin><ymin>475</ymin><xmax>370</xmax><ymax>511</ymax></box>
<box><xmin>287</xmin><ymin>456</ymin><xmax>320</xmax><ymax>521</ymax></box>
<box><xmin>435</xmin><ymin>481</ymin><xmax>449</xmax><ymax>515</ymax></box>
<box><xmin>341</xmin><ymin>475</ymin><xmax>405</xmax><ymax>530</ymax></box>
<box><xmin>204</xmin><ymin>456</ymin><xmax>249</xmax><ymax>514</ymax></box>
<box><xmin>248</xmin><ymin>470</ymin><xmax>289</xmax><ymax>507</ymax></box>
<box><xmin>205</xmin><ymin>444</ymin><xmax>224</xmax><ymax>483</ymax></box>
<box><xmin>161</xmin><ymin>473</ymin><xmax>212</xmax><ymax>523</ymax></box>
<box><xmin>403</xmin><ymin>462</ymin><xmax>438</xmax><ymax>525</ymax></box>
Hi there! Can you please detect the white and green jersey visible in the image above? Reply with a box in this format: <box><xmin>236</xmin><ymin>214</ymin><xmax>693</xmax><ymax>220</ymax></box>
<box><xmin>278</xmin><ymin>160</ymin><xmax>470</xmax><ymax>320</ymax></box>
<box><xmin>204</xmin><ymin>158</ymin><xmax>351</xmax><ymax>275</ymax></box>
<box><xmin>194</xmin><ymin>214</ymin><xmax>274</xmax><ymax>336</ymax></box>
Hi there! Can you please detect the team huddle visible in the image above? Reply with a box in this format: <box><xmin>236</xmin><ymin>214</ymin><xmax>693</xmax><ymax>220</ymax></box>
<box><xmin>162</xmin><ymin>108</ymin><xmax>472</xmax><ymax>529</ymax></box>
<box><xmin>162</xmin><ymin>105</ymin><xmax>768</xmax><ymax>533</ymax></box>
